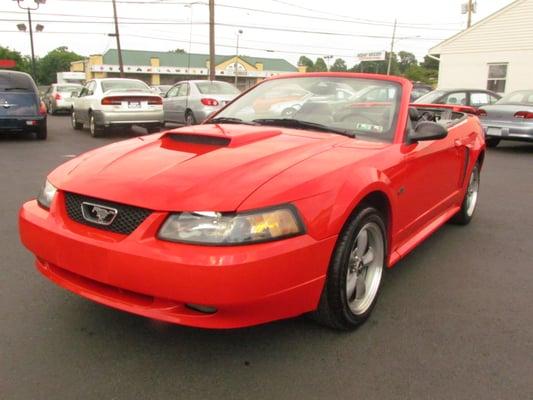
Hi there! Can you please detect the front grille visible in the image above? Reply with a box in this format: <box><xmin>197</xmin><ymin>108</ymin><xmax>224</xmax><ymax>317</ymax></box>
<box><xmin>64</xmin><ymin>192</ymin><xmax>152</xmax><ymax>234</ymax></box>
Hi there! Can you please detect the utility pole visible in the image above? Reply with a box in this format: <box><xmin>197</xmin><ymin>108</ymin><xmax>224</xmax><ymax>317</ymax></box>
<box><xmin>14</xmin><ymin>0</ymin><xmax>45</xmax><ymax>82</ymax></box>
<box><xmin>111</xmin><ymin>0</ymin><xmax>125</xmax><ymax>77</ymax></box>
<box><xmin>387</xmin><ymin>19</ymin><xmax>397</xmax><ymax>75</ymax></box>
<box><xmin>209</xmin><ymin>0</ymin><xmax>215</xmax><ymax>81</ymax></box>
<box><xmin>234</xmin><ymin>29</ymin><xmax>242</xmax><ymax>86</ymax></box>
<box><xmin>467</xmin><ymin>0</ymin><xmax>473</xmax><ymax>28</ymax></box>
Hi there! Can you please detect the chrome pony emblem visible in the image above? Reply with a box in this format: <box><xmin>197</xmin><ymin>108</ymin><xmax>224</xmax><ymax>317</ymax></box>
<box><xmin>81</xmin><ymin>202</ymin><xmax>118</xmax><ymax>225</ymax></box>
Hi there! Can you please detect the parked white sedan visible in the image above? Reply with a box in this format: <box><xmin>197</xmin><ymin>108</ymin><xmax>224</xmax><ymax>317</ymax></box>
<box><xmin>71</xmin><ymin>78</ymin><xmax>164</xmax><ymax>137</ymax></box>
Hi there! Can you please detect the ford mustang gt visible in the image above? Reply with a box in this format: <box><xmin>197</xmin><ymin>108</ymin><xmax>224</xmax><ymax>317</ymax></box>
<box><xmin>19</xmin><ymin>73</ymin><xmax>485</xmax><ymax>330</ymax></box>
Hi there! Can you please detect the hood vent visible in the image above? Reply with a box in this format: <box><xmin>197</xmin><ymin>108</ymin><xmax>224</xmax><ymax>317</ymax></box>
<box><xmin>166</xmin><ymin>133</ymin><xmax>231</xmax><ymax>146</ymax></box>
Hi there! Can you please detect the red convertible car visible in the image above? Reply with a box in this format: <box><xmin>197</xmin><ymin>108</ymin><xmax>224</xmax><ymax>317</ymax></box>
<box><xmin>19</xmin><ymin>73</ymin><xmax>485</xmax><ymax>330</ymax></box>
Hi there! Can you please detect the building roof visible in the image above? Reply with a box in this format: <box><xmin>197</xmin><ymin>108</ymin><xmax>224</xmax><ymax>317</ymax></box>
<box><xmin>429</xmin><ymin>0</ymin><xmax>533</xmax><ymax>55</ymax></box>
<box><xmin>102</xmin><ymin>49</ymin><xmax>297</xmax><ymax>72</ymax></box>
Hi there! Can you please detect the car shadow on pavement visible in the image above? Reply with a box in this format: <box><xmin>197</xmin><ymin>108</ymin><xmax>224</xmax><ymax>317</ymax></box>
<box><xmin>490</xmin><ymin>143</ymin><xmax>533</xmax><ymax>154</ymax></box>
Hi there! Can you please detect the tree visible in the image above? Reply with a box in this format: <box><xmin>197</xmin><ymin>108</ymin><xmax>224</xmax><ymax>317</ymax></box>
<box><xmin>398</xmin><ymin>51</ymin><xmax>417</xmax><ymax>73</ymax></box>
<box><xmin>421</xmin><ymin>55</ymin><xmax>439</xmax><ymax>70</ymax></box>
<box><xmin>330</xmin><ymin>58</ymin><xmax>347</xmax><ymax>72</ymax></box>
<box><xmin>36</xmin><ymin>46</ymin><xmax>84</xmax><ymax>85</ymax></box>
<box><xmin>173</xmin><ymin>48</ymin><xmax>186</xmax><ymax>54</ymax></box>
<box><xmin>298</xmin><ymin>55</ymin><xmax>314</xmax><ymax>72</ymax></box>
<box><xmin>314</xmin><ymin>57</ymin><xmax>327</xmax><ymax>72</ymax></box>
<box><xmin>0</xmin><ymin>46</ymin><xmax>31</xmax><ymax>74</ymax></box>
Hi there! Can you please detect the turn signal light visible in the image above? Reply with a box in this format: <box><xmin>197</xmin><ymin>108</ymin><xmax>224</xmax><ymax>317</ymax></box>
<box><xmin>514</xmin><ymin>111</ymin><xmax>533</xmax><ymax>119</ymax></box>
<box><xmin>200</xmin><ymin>98</ymin><xmax>219</xmax><ymax>106</ymax></box>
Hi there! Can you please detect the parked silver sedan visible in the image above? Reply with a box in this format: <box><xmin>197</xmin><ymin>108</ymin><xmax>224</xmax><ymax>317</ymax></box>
<box><xmin>43</xmin><ymin>83</ymin><xmax>83</xmax><ymax>115</ymax></box>
<box><xmin>478</xmin><ymin>90</ymin><xmax>533</xmax><ymax>147</ymax></box>
<box><xmin>163</xmin><ymin>80</ymin><xmax>240</xmax><ymax>125</ymax></box>
<box><xmin>71</xmin><ymin>78</ymin><xmax>164</xmax><ymax>137</ymax></box>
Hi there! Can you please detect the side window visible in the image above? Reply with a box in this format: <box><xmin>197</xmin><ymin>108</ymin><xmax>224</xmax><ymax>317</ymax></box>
<box><xmin>489</xmin><ymin>94</ymin><xmax>499</xmax><ymax>104</ymax></box>
<box><xmin>470</xmin><ymin>92</ymin><xmax>491</xmax><ymax>107</ymax></box>
<box><xmin>441</xmin><ymin>92</ymin><xmax>467</xmax><ymax>105</ymax></box>
<box><xmin>166</xmin><ymin>85</ymin><xmax>181</xmax><ymax>98</ymax></box>
<box><xmin>487</xmin><ymin>63</ymin><xmax>507</xmax><ymax>93</ymax></box>
<box><xmin>79</xmin><ymin>84</ymin><xmax>89</xmax><ymax>97</ymax></box>
<box><xmin>177</xmin><ymin>83</ymin><xmax>189</xmax><ymax>97</ymax></box>
<box><xmin>86</xmin><ymin>81</ymin><xmax>96</xmax><ymax>96</ymax></box>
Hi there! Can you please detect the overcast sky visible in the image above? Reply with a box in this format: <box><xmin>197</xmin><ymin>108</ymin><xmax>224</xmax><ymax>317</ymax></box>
<box><xmin>1</xmin><ymin>0</ymin><xmax>515</xmax><ymax>68</ymax></box>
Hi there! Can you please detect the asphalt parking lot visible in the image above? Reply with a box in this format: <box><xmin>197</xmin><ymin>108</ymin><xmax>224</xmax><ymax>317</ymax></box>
<box><xmin>2</xmin><ymin>115</ymin><xmax>532</xmax><ymax>399</ymax></box>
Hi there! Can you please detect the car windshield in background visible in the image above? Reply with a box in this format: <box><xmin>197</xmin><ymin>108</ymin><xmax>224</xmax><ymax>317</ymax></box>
<box><xmin>57</xmin><ymin>85</ymin><xmax>81</xmax><ymax>93</ymax></box>
<box><xmin>101</xmin><ymin>80</ymin><xmax>150</xmax><ymax>93</ymax></box>
<box><xmin>414</xmin><ymin>90</ymin><xmax>446</xmax><ymax>104</ymax></box>
<box><xmin>214</xmin><ymin>77</ymin><xmax>401</xmax><ymax>142</ymax></box>
<box><xmin>196</xmin><ymin>81</ymin><xmax>240</xmax><ymax>95</ymax></box>
<box><xmin>496</xmin><ymin>90</ymin><xmax>533</xmax><ymax>105</ymax></box>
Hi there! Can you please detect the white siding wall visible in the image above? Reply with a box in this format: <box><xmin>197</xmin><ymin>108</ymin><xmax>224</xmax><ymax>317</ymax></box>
<box><xmin>431</xmin><ymin>0</ymin><xmax>533</xmax><ymax>93</ymax></box>
<box><xmin>437</xmin><ymin>50</ymin><xmax>533</xmax><ymax>93</ymax></box>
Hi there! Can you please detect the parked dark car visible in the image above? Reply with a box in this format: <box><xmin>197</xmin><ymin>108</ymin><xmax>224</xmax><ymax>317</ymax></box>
<box><xmin>414</xmin><ymin>88</ymin><xmax>501</xmax><ymax>109</ymax></box>
<box><xmin>478</xmin><ymin>89</ymin><xmax>533</xmax><ymax>147</ymax></box>
<box><xmin>410</xmin><ymin>82</ymin><xmax>433</xmax><ymax>101</ymax></box>
<box><xmin>0</xmin><ymin>70</ymin><xmax>47</xmax><ymax>140</ymax></box>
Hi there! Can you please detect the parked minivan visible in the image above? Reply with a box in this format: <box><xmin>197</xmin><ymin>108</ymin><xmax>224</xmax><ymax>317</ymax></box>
<box><xmin>0</xmin><ymin>70</ymin><xmax>47</xmax><ymax>140</ymax></box>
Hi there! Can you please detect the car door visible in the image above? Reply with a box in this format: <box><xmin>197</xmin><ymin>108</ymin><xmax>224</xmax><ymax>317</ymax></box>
<box><xmin>174</xmin><ymin>83</ymin><xmax>189</xmax><ymax>123</ymax></box>
<box><xmin>396</xmin><ymin>121</ymin><xmax>466</xmax><ymax>246</ymax></box>
<box><xmin>75</xmin><ymin>81</ymin><xmax>95</xmax><ymax>122</ymax></box>
<box><xmin>163</xmin><ymin>84</ymin><xmax>181</xmax><ymax>122</ymax></box>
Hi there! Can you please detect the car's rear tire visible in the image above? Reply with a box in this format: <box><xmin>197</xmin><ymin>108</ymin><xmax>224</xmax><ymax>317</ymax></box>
<box><xmin>451</xmin><ymin>163</ymin><xmax>480</xmax><ymax>225</ymax></box>
<box><xmin>312</xmin><ymin>206</ymin><xmax>387</xmax><ymax>330</ymax></box>
<box><xmin>71</xmin><ymin>110</ymin><xmax>83</xmax><ymax>130</ymax></box>
<box><xmin>185</xmin><ymin>110</ymin><xmax>196</xmax><ymax>126</ymax></box>
<box><xmin>89</xmin><ymin>114</ymin><xmax>104</xmax><ymax>137</ymax></box>
<box><xmin>35</xmin><ymin>125</ymin><xmax>47</xmax><ymax>140</ymax></box>
<box><xmin>146</xmin><ymin>124</ymin><xmax>162</xmax><ymax>134</ymax></box>
<box><xmin>486</xmin><ymin>137</ymin><xmax>500</xmax><ymax>148</ymax></box>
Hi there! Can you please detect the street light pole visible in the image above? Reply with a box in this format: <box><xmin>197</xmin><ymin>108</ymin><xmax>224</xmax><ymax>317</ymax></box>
<box><xmin>234</xmin><ymin>29</ymin><xmax>242</xmax><ymax>87</ymax></box>
<box><xmin>14</xmin><ymin>0</ymin><xmax>45</xmax><ymax>82</ymax></box>
<box><xmin>324</xmin><ymin>55</ymin><xmax>333</xmax><ymax>71</ymax></box>
<box><xmin>111</xmin><ymin>0</ymin><xmax>125</xmax><ymax>78</ymax></box>
<box><xmin>387</xmin><ymin>19</ymin><xmax>397</xmax><ymax>75</ymax></box>
<box><xmin>208</xmin><ymin>0</ymin><xmax>215</xmax><ymax>81</ymax></box>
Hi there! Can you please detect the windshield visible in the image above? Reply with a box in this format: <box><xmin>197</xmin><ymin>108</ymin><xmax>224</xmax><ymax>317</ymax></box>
<box><xmin>213</xmin><ymin>77</ymin><xmax>402</xmax><ymax>142</ymax></box>
<box><xmin>196</xmin><ymin>81</ymin><xmax>240</xmax><ymax>95</ymax></box>
<box><xmin>56</xmin><ymin>85</ymin><xmax>81</xmax><ymax>93</ymax></box>
<box><xmin>496</xmin><ymin>90</ymin><xmax>533</xmax><ymax>105</ymax></box>
<box><xmin>101</xmin><ymin>79</ymin><xmax>150</xmax><ymax>93</ymax></box>
<box><xmin>414</xmin><ymin>90</ymin><xmax>446</xmax><ymax>104</ymax></box>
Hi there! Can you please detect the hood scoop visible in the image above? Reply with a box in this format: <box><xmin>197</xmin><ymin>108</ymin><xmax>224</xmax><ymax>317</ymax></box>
<box><xmin>162</xmin><ymin>124</ymin><xmax>282</xmax><ymax>148</ymax></box>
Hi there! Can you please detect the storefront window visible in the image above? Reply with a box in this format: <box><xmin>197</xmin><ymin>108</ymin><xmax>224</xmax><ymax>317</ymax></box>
<box><xmin>487</xmin><ymin>63</ymin><xmax>507</xmax><ymax>93</ymax></box>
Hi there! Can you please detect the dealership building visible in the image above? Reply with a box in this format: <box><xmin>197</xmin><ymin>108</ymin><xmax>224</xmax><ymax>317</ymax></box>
<box><xmin>429</xmin><ymin>0</ymin><xmax>533</xmax><ymax>94</ymax></box>
<box><xmin>70</xmin><ymin>49</ymin><xmax>302</xmax><ymax>90</ymax></box>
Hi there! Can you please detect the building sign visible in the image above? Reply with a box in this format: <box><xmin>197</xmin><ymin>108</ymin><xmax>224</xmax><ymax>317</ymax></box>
<box><xmin>91</xmin><ymin>64</ymin><xmax>275</xmax><ymax>78</ymax></box>
<box><xmin>356</xmin><ymin>51</ymin><xmax>386</xmax><ymax>62</ymax></box>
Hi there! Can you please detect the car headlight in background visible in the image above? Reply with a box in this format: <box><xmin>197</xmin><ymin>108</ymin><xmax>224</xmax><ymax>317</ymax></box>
<box><xmin>158</xmin><ymin>206</ymin><xmax>305</xmax><ymax>245</ymax></box>
<box><xmin>37</xmin><ymin>180</ymin><xmax>57</xmax><ymax>209</ymax></box>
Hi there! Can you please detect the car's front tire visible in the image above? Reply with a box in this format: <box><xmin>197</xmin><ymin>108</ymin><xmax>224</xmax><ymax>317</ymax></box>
<box><xmin>451</xmin><ymin>163</ymin><xmax>480</xmax><ymax>225</ymax></box>
<box><xmin>185</xmin><ymin>110</ymin><xmax>196</xmax><ymax>126</ymax></box>
<box><xmin>313</xmin><ymin>206</ymin><xmax>387</xmax><ymax>330</ymax></box>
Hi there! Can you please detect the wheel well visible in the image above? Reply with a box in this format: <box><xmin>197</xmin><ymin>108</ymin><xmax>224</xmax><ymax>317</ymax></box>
<box><xmin>358</xmin><ymin>191</ymin><xmax>391</xmax><ymax>231</ymax></box>
<box><xmin>477</xmin><ymin>150</ymin><xmax>485</xmax><ymax>168</ymax></box>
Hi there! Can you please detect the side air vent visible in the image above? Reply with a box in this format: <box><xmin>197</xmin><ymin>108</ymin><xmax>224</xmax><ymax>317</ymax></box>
<box><xmin>166</xmin><ymin>133</ymin><xmax>231</xmax><ymax>146</ymax></box>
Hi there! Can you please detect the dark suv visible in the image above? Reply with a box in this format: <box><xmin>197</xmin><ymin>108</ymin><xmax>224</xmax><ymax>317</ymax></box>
<box><xmin>0</xmin><ymin>70</ymin><xmax>47</xmax><ymax>140</ymax></box>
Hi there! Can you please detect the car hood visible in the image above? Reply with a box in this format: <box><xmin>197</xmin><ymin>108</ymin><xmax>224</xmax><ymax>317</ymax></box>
<box><xmin>49</xmin><ymin>124</ymin><xmax>355</xmax><ymax>211</ymax></box>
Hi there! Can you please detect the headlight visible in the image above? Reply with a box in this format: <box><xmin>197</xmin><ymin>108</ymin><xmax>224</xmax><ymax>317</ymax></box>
<box><xmin>37</xmin><ymin>179</ymin><xmax>57</xmax><ymax>209</ymax></box>
<box><xmin>158</xmin><ymin>205</ymin><xmax>305</xmax><ymax>245</ymax></box>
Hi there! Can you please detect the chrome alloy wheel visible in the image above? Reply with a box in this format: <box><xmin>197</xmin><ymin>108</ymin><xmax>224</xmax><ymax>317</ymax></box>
<box><xmin>346</xmin><ymin>222</ymin><xmax>385</xmax><ymax>315</ymax></box>
<box><xmin>71</xmin><ymin>111</ymin><xmax>77</xmax><ymax>128</ymax></box>
<box><xmin>465</xmin><ymin>165</ymin><xmax>480</xmax><ymax>217</ymax></box>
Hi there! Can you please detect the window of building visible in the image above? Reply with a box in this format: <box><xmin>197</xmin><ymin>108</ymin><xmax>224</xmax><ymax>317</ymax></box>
<box><xmin>487</xmin><ymin>63</ymin><xmax>507</xmax><ymax>93</ymax></box>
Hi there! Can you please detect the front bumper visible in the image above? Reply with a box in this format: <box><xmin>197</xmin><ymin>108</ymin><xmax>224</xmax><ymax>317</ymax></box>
<box><xmin>93</xmin><ymin>109</ymin><xmax>165</xmax><ymax>127</ymax></box>
<box><xmin>482</xmin><ymin>120</ymin><xmax>533</xmax><ymax>142</ymax></box>
<box><xmin>19</xmin><ymin>194</ymin><xmax>335</xmax><ymax>329</ymax></box>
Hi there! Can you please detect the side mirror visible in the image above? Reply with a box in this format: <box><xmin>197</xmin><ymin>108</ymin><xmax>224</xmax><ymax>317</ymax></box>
<box><xmin>71</xmin><ymin>91</ymin><xmax>80</xmax><ymax>97</ymax></box>
<box><xmin>408</xmin><ymin>121</ymin><xmax>448</xmax><ymax>143</ymax></box>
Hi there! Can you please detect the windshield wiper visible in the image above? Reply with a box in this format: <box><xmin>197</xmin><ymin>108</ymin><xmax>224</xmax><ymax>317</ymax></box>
<box><xmin>3</xmin><ymin>87</ymin><xmax>31</xmax><ymax>91</ymax></box>
<box><xmin>252</xmin><ymin>118</ymin><xmax>355</xmax><ymax>138</ymax></box>
<box><xmin>209</xmin><ymin>117</ymin><xmax>259</xmax><ymax>126</ymax></box>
